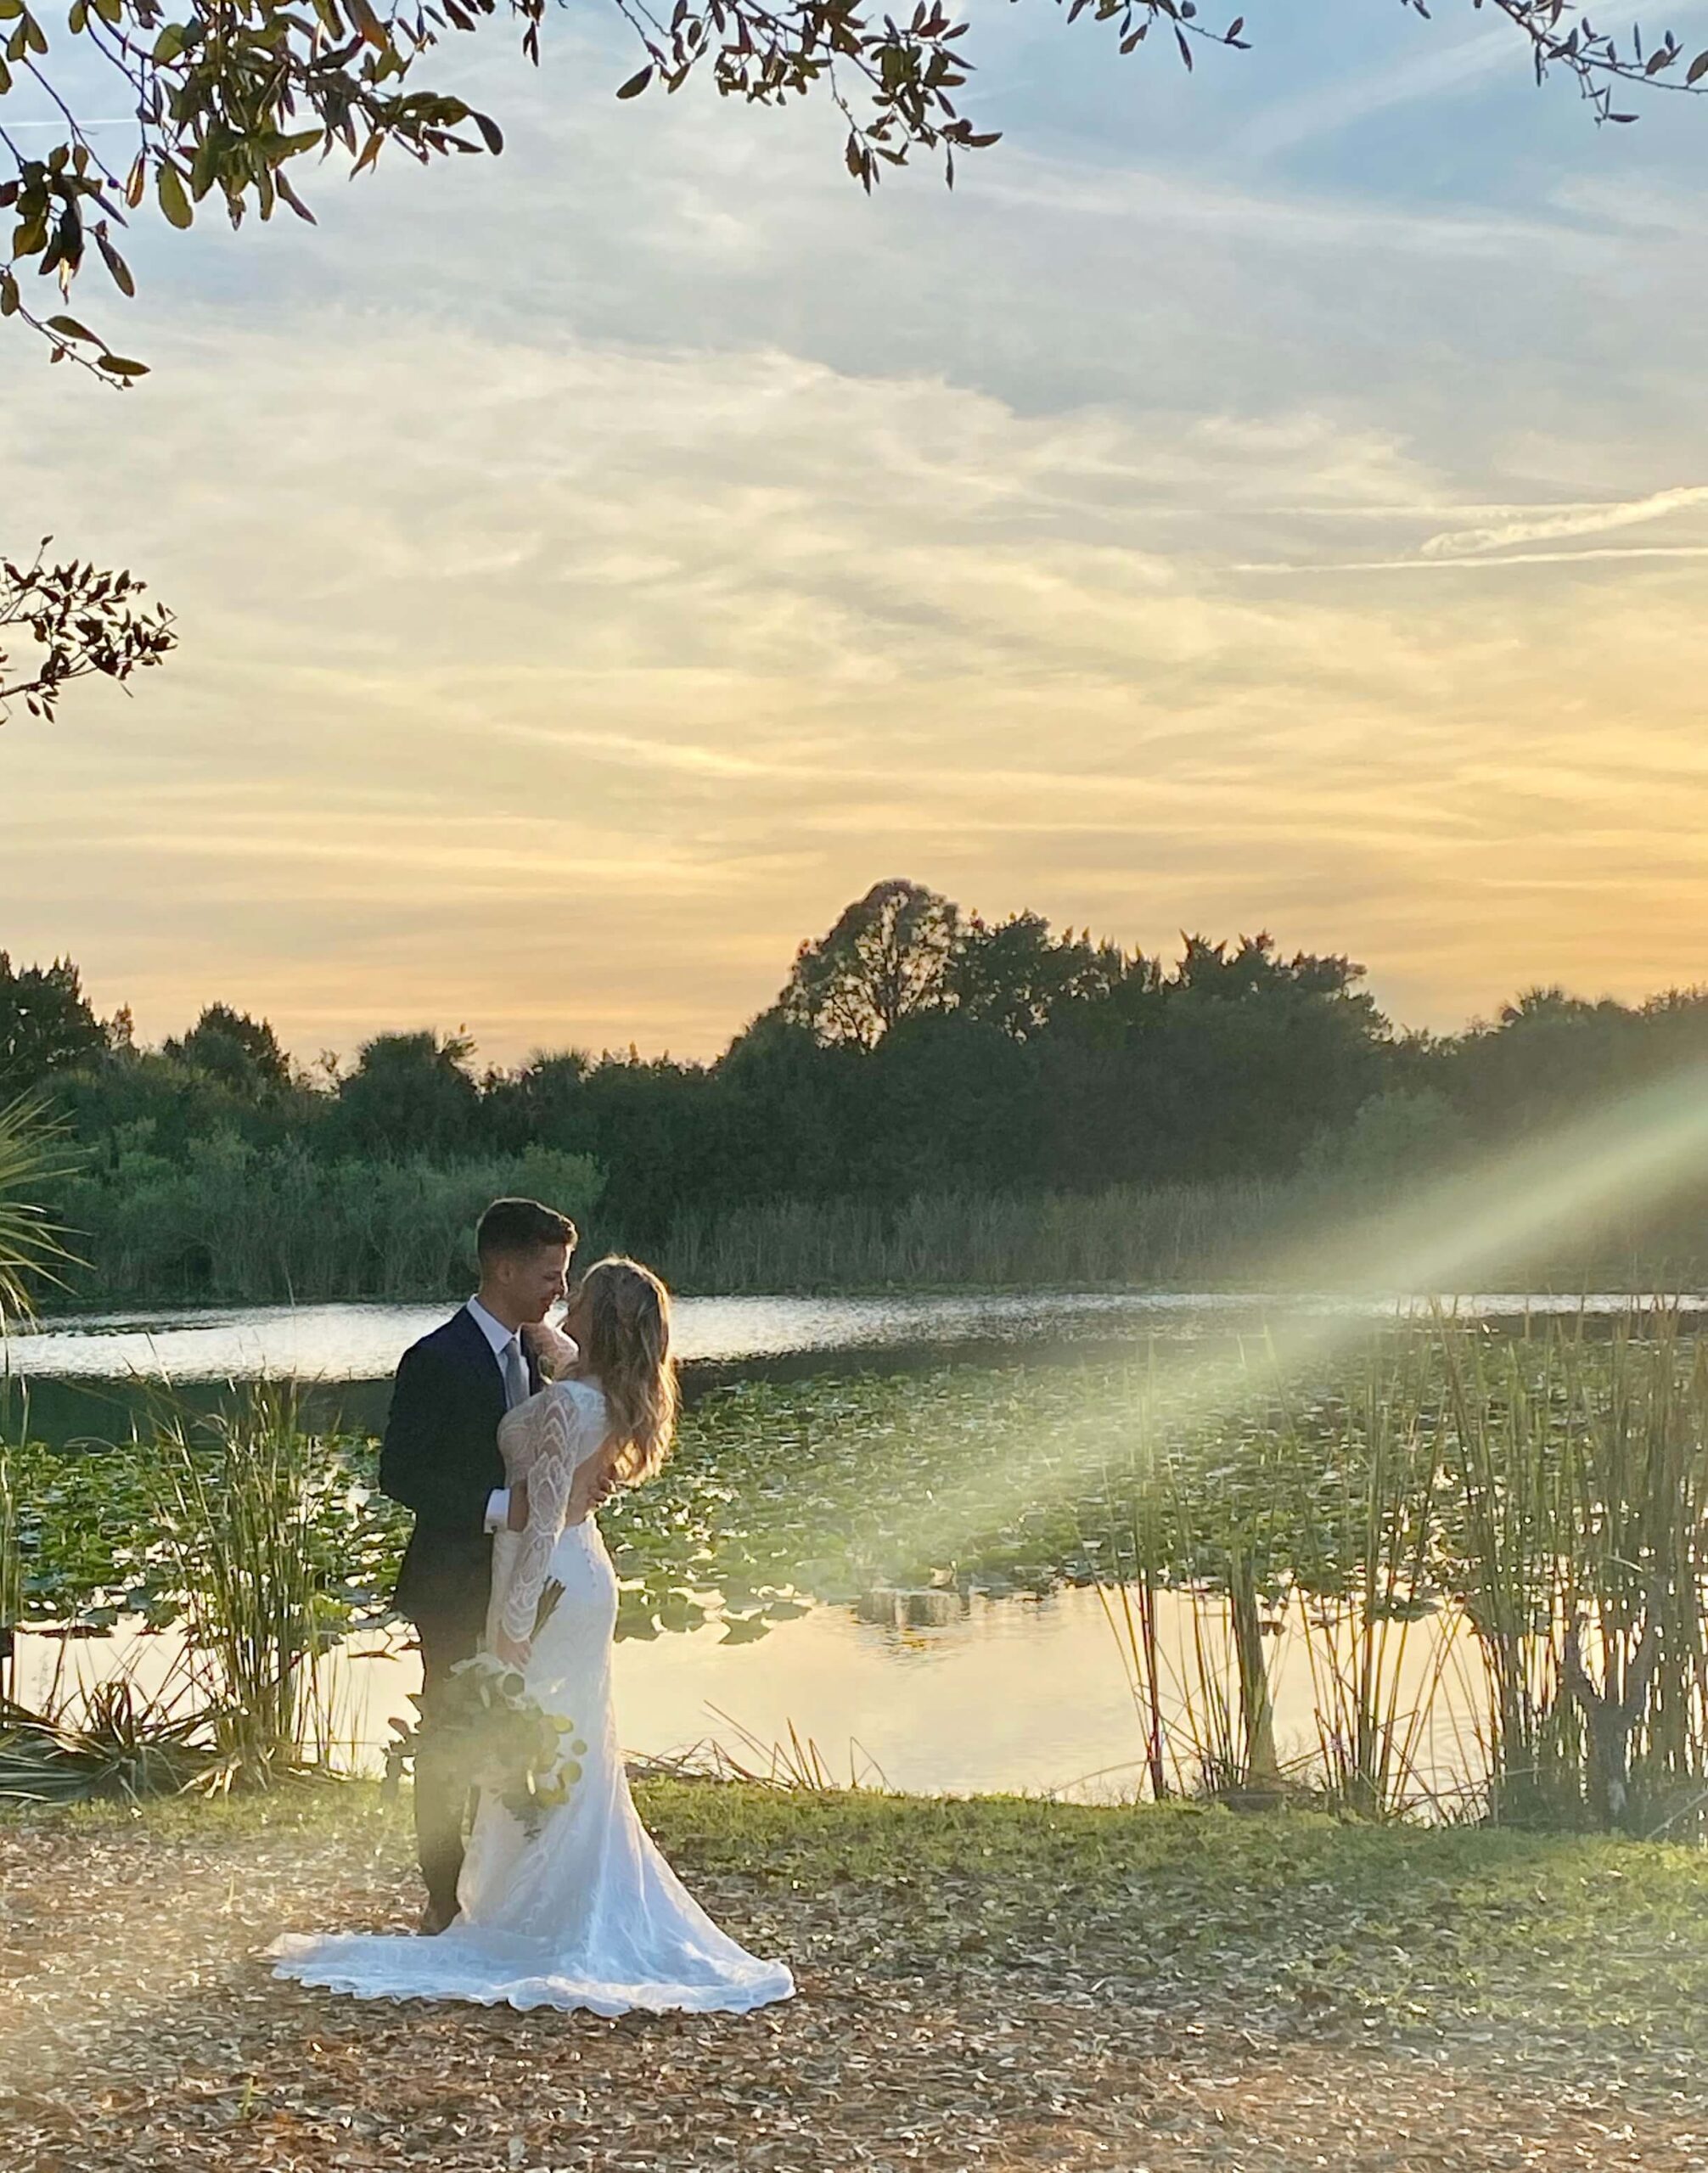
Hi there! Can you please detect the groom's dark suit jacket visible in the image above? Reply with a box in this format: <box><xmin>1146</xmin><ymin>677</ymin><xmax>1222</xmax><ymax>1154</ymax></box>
<box><xmin>379</xmin><ymin>1307</ymin><xmax>543</xmax><ymax>1637</ymax></box>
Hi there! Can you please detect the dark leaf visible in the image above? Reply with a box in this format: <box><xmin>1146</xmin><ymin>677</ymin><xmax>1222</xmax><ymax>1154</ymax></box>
<box><xmin>156</xmin><ymin>164</ymin><xmax>193</xmax><ymax>230</ymax></box>
<box><xmin>95</xmin><ymin>231</ymin><xmax>136</xmax><ymax>298</ymax></box>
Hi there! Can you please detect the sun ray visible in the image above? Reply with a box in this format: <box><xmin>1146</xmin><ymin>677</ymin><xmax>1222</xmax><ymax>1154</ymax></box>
<box><xmin>906</xmin><ymin>1060</ymin><xmax>1708</xmax><ymax>1569</ymax></box>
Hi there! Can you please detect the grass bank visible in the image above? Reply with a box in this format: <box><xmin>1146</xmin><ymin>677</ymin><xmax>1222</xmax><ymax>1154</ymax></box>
<box><xmin>656</xmin><ymin>1180</ymin><xmax>1306</xmax><ymax>1292</ymax></box>
<box><xmin>2</xmin><ymin>1780</ymin><xmax>1706</xmax><ymax>2171</ymax></box>
<box><xmin>49</xmin><ymin>1143</ymin><xmax>604</xmax><ymax>1305</ymax></box>
<box><xmin>43</xmin><ymin>1160</ymin><xmax>1708</xmax><ymax>1306</ymax></box>
<box><xmin>657</xmin><ymin>1169</ymin><xmax>1708</xmax><ymax>1296</ymax></box>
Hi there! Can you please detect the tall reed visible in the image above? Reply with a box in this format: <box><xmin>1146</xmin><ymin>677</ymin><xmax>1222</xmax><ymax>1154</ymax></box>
<box><xmin>57</xmin><ymin>1142</ymin><xmax>603</xmax><ymax>1304</ymax></box>
<box><xmin>1079</xmin><ymin>1311</ymin><xmax>1708</xmax><ymax>1827</ymax></box>
<box><xmin>1552</xmin><ymin>1312</ymin><xmax>1708</xmax><ymax>1827</ymax></box>
<box><xmin>151</xmin><ymin>1380</ymin><xmax>348</xmax><ymax>1780</ymax></box>
<box><xmin>659</xmin><ymin>1182</ymin><xmax>1708</xmax><ymax>1298</ymax></box>
<box><xmin>1082</xmin><ymin>1342</ymin><xmax>1295</xmax><ymax>1801</ymax></box>
<box><xmin>1082</xmin><ymin>1356</ymin><xmax>1193</xmax><ymax>1798</ymax></box>
<box><xmin>46</xmin><ymin>1142</ymin><xmax>1708</xmax><ymax>1305</ymax></box>
<box><xmin>658</xmin><ymin>1180</ymin><xmax>1309</xmax><ymax>1293</ymax></box>
<box><xmin>1283</xmin><ymin>1339</ymin><xmax>1471</xmax><ymax>1820</ymax></box>
<box><xmin>1436</xmin><ymin>1329</ymin><xmax>1557</xmax><ymax>1818</ymax></box>
<box><xmin>0</xmin><ymin>1447</ymin><xmax>20</xmax><ymax>1706</ymax></box>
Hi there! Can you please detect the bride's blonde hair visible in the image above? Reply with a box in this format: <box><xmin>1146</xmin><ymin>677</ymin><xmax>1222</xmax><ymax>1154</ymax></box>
<box><xmin>576</xmin><ymin>1255</ymin><xmax>677</xmax><ymax>1486</ymax></box>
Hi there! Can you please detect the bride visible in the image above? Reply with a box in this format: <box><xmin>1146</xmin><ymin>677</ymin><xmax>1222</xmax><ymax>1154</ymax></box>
<box><xmin>271</xmin><ymin>1256</ymin><xmax>795</xmax><ymax>2015</ymax></box>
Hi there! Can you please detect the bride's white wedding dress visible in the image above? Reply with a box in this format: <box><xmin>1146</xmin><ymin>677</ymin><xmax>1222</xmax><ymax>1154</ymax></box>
<box><xmin>269</xmin><ymin>1373</ymin><xmax>795</xmax><ymax>2014</ymax></box>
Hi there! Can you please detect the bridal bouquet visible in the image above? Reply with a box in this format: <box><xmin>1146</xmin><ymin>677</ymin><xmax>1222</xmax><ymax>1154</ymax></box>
<box><xmin>387</xmin><ymin>1624</ymin><xmax>587</xmax><ymax>1839</ymax></box>
<box><xmin>438</xmin><ymin>1654</ymin><xmax>587</xmax><ymax>1837</ymax></box>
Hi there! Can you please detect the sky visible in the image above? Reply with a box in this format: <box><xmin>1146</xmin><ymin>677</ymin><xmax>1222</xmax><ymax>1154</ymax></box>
<box><xmin>3</xmin><ymin>0</ymin><xmax>1707</xmax><ymax>1064</ymax></box>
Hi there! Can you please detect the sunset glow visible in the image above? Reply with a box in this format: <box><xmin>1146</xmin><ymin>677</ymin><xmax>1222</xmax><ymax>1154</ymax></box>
<box><xmin>4</xmin><ymin>6</ymin><xmax>1706</xmax><ymax>1059</ymax></box>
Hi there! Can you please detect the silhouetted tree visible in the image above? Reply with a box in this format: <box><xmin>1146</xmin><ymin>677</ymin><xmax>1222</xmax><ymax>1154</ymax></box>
<box><xmin>713</xmin><ymin>1011</ymin><xmax>867</xmax><ymax>1202</ymax></box>
<box><xmin>0</xmin><ymin>952</ymin><xmax>107</xmax><ymax>1097</ymax></box>
<box><xmin>781</xmin><ymin>879</ymin><xmax>960</xmax><ymax>1050</ymax></box>
<box><xmin>335</xmin><ymin>1030</ymin><xmax>480</xmax><ymax>1159</ymax></box>
<box><xmin>165</xmin><ymin>1003</ymin><xmax>291</xmax><ymax>1093</ymax></box>
<box><xmin>29</xmin><ymin>899</ymin><xmax>1708</xmax><ymax>1275</ymax></box>
<box><xmin>947</xmin><ymin>913</ymin><xmax>1128</xmax><ymax>1041</ymax></box>
<box><xmin>1445</xmin><ymin>983</ymin><xmax>1708</xmax><ymax>1138</ymax></box>
<box><xmin>578</xmin><ymin>1054</ymin><xmax>720</xmax><ymax>1235</ymax></box>
<box><xmin>862</xmin><ymin>1013</ymin><xmax>1040</xmax><ymax>1193</ymax></box>
<box><xmin>485</xmin><ymin>1050</ymin><xmax>598</xmax><ymax>1158</ymax></box>
<box><xmin>1138</xmin><ymin>935</ymin><xmax>1391</xmax><ymax>1176</ymax></box>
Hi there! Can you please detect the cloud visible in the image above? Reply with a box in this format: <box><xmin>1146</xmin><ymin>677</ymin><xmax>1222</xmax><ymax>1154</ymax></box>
<box><xmin>8</xmin><ymin>298</ymin><xmax>1708</xmax><ymax>1053</ymax></box>
<box><xmin>6</xmin><ymin>14</ymin><xmax>1708</xmax><ymax>1058</ymax></box>
<box><xmin>973</xmin><ymin>151</ymin><xmax>1601</xmax><ymax>267</ymax></box>
<box><xmin>1227</xmin><ymin>0</ymin><xmax>1708</xmax><ymax>168</ymax></box>
<box><xmin>1227</xmin><ymin>27</ymin><xmax>1518</xmax><ymax>163</ymax></box>
<box><xmin>1236</xmin><ymin>545</ymin><xmax>1708</xmax><ymax>575</ymax></box>
<box><xmin>1419</xmin><ymin>484</ymin><xmax>1708</xmax><ymax>558</ymax></box>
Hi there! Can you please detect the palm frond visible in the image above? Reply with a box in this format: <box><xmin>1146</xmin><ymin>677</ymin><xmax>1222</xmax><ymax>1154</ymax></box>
<box><xmin>0</xmin><ymin>1679</ymin><xmax>236</xmax><ymax>1804</ymax></box>
<box><xmin>0</xmin><ymin>1093</ymin><xmax>81</xmax><ymax>1328</ymax></box>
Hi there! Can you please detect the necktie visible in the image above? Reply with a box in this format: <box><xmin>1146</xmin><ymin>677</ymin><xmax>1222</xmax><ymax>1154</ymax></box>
<box><xmin>503</xmin><ymin>1336</ymin><xmax>529</xmax><ymax>1410</ymax></box>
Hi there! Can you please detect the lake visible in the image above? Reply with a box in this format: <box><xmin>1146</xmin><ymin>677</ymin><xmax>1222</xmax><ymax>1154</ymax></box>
<box><xmin>13</xmin><ymin>1581</ymin><xmax>1491</xmax><ymax>1804</ymax></box>
<box><xmin>8</xmin><ymin>1289</ymin><xmax>1700</xmax><ymax>1806</ymax></box>
<box><xmin>13</xmin><ymin>1288</ymin><xmax>1690</xmax><ymax>1387</ymax></box>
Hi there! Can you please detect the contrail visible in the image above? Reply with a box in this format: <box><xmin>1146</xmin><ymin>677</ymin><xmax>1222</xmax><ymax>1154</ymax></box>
<box><xmin>1422</xmin><ymin>484</ymin><xmax>1708</xmax><ymax>559</ymax></box>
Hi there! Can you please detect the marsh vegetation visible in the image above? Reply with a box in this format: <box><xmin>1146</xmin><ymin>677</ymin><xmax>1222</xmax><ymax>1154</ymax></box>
<box><xmin>8</xmin><ymin>1308</ymin><xmax>1708</xmax><ymax>1833</ymax></box>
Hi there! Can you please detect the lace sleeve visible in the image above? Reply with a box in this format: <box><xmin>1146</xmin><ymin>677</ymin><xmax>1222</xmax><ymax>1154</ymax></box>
<box><xmin>497</xmin><ymin>1386</ymin><xmax>601</xmax><ymax>1645</ymax></box>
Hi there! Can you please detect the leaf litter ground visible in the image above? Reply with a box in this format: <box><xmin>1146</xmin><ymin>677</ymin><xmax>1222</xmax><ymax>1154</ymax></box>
<box><xmin>3</xmin><ymin>1781</ymin><xmax>1708</xmax><ymax>2172</ymax></box>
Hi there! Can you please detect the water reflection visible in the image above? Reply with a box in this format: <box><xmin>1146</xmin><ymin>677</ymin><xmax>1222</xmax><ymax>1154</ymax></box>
<box><xmin>12</xmin><ymin>1583</ymin><xmax>1492</xmax><ymax>1806</ymax></box>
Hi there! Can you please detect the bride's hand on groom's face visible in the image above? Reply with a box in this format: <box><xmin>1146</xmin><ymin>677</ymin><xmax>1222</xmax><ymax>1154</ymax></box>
<box><xmin>521</xmin><ymin>1317</ymin><xmax>580</xmax><ymax>1381</ymax></box>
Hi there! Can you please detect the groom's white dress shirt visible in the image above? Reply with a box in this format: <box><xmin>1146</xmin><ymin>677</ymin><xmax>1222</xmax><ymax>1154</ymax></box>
<box><xmin>467</xmin><ymin>1294</ymin><xmax>527</xmax><ymax>1535</ymax></box>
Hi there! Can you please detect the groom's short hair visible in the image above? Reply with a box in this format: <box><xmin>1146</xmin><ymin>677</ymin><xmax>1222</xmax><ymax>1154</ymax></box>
<box><xmin>477</xmin><ymin>1197</ymin><xmax>578</xmax><ymax>1263</ymax></box>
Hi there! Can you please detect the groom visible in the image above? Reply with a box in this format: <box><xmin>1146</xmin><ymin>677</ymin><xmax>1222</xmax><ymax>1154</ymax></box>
<box><xmin>380</xmin><ymin>1196</ymin><xmax>578</xmax><ymax>1933</ymax></box>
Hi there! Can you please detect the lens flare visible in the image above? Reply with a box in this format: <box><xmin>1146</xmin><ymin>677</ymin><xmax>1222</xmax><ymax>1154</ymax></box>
<box><xmin>908</xmin><ymin>1058</ymin><xmax>1708</xmax><ymax>1568</ymax></box>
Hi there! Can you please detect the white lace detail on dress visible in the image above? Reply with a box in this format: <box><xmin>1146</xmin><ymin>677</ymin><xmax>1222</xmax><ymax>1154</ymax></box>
<box><xmin>495</xmin><ymin>1379</ymin><xmax>607</xmax><ymax>1644</ymax></box>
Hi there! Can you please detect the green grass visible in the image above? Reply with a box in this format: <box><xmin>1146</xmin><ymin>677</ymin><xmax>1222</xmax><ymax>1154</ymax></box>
<box><xmin>669</xmin><ymin>1786</ymin><xmax>1708</xmax><ymax>2058</ymax></box>
<box><xmin>697</xmin><ymin>1790</ymin><xmax>1706</xmax><ymax>2041</ymax></box>
<box><xmin>7</xmin><ymin>1777</ymin><xmax>1705</xmax><ymax>2173</ymax></box>
<box><xmin>12</xmin><ymin>1775</ymin><xmax>1708</xmax><ymax>2056</ymax></box>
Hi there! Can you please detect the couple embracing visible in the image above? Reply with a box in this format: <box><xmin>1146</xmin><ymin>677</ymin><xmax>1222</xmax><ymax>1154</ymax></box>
<box><xmin>272</xmin><ymin>1198</ymin><xmax>794</xmax><ymax>2015</ymax></box>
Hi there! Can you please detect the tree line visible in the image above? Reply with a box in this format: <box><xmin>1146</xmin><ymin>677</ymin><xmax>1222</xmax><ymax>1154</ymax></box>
<box><xmin>4</xmin><ymin>877</ymin><xmax>1707</xmax><ymax>1296</ymax></box>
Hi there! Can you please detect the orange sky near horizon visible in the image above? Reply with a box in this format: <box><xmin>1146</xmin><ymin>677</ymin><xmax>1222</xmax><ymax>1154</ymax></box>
<box><xmin>4</xmin><ymin>14</ymin><xmax>1707</xmax><ymax>1066</ymax></box>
